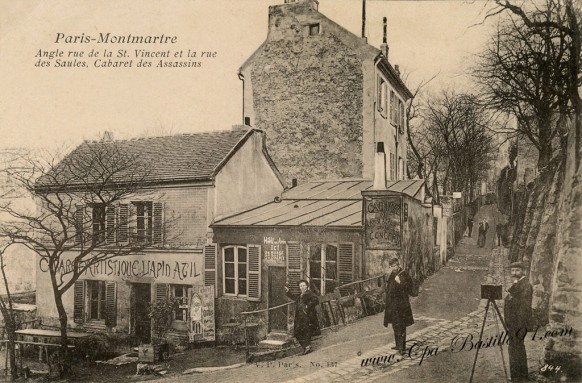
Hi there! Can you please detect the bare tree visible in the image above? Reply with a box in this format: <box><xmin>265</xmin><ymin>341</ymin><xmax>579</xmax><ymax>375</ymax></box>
<box><xmin>0</xmin><ymin>239</ymin><xmax>19</xmax><ymax>380</ymax></box>
<box><xmin>475</xmin><ymin>0</ymin><xmax>582</xmax><ymax>170</ymax></box>
<box><xmin>412</xmin><ymin>91</ymin><xmax>497</xmax><ymax>204</ymax></box>
<box><xmin>0</xmin><ymin>141</ymin><xmax>162</xmax><ymax>376</ymax></box>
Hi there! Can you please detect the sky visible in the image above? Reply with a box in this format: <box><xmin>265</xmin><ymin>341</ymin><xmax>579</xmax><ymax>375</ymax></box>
<box><xmin>0</xmin><ymin>0</ymin><xmax>499</xmax><ymax>151</ymax></box>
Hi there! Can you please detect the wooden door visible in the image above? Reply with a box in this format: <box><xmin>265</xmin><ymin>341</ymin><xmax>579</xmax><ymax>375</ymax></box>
<box><xmin>268</xmin><ymin>267</ymin><xmax>288</xmax><ymax>332</ymax></box>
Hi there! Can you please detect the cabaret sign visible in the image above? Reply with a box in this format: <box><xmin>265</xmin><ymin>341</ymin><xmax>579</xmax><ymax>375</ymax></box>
<box><xmin>39</xmin><ymin>252</ymin><xmax>204</xmax><ymax>284</ymax></box>
<box><xmin>364</xmin><ymin>195</ymin><xmax>402</xmax><ymax>250</ymax></box>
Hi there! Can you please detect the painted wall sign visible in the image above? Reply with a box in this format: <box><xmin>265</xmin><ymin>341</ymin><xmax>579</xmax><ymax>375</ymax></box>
<box><xmin>364</xmin><ymin>195</ymin><xmax>402</xmax><ymax>250</ymax></box>
<box><xmin>188</xmin><ymin>285</ymin><xmax>215</xmax><ymax>342</ymax></box>
<box><xmin>38</xmin><ymin>251</ymin><xmax>204</xmax><ymax>284</ymax></box>
<box><xmin>263</xmin><ymin>236</ymin><xmax>286</xmax><ymax>266</ymax></box>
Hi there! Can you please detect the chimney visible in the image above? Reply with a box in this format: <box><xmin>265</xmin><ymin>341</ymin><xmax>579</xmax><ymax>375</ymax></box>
<box><xmin>102</xmin><ymin>131</ymin><xmax>114</xmax><ymax>141</ymax></box>
<box><xmin>231</xmin><ymin>124</ymin><xmax>248</xmax><ymax>131</ymax></box>
<box><xmin>244</xmin><ymin>116</ymin><xmax>251</xmax><ymax>126</ymax></box>
<box><xmin>373</xmin><ymin>142</ymin><xmax>387</xmax><ymax>190</ymax></box>
<box><xmin>380</xmin><ymin>17</ymin><xmax>389</xmax><ymax>59</ymax></box>
<box><xmin>361</xmin><ymin>0</ymin><xmax>366</xmax><ymax>38</ymax></box>
<box><xmin>394</xmin><ymin>65</ymin><xmax>400</xmax><ymax>77</ymax></box>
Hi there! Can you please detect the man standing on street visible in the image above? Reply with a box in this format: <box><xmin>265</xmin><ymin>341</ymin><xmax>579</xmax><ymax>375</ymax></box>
<box><xmin>384</xmin><ymin>257</ymin><xmax>414</xmax><ymax>354</ymax></box>
<box><xmin>504</xmin><ymin>261</ymin><xmax>533</xmax><ymax>382</ymax></box>
<box><xmin>467</xmin><ymin>217</ymin><xmax>474</xmax><ymax>237</ymax></box>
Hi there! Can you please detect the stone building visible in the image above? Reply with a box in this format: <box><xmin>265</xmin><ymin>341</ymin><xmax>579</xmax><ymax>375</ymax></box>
<box><xmin>34</xmin><ymin>128</ymin><xmax>285</xmax><ymax>346</ymax></box>
<box><xmin>238</xmin><ymin>0</ymin><xmax>413</xmax><ymax>183</ymax></box>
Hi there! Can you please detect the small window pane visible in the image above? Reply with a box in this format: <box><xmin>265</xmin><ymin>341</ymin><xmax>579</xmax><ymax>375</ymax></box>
<box><xmin>326</xmin><ymin>245</ymin><xmax>337</xmax><ymax>261</ymax></box>
<box><xmin>238</xmin><ymin>248</ymin><xmax>247</xmax><ymax>263</ymax></box>
<box><xmin>225</xmin><ymin>263</ymin><xmax>235</xmax><ymax>278</ymax></box>
<box><xmin>238</xmin><ymin>279</ymin><xmax>247</xmax><ymax>295</ymax></box>
<box><xmin>238</xmin><ymin>263</ymin><xmax>247</xmax><ymax>278</ymax></box>
<box><xmin>310</xmin><ymin>260</ymin><xmax>321</xmax><ymax>278</ymax></box>
<box><xmin>310</xmin><ymin>245</ymin><xmax>321</xmax><ymax>260</ymax></box>
<box><xmin>225</xmin><ymin>279</ymin><xmax>235</xmax><ymax>294</ymax></box>
<box><xmin>225</xmin><ymin>247</ymin><xmax>234</xmax><ymax>262</ymax></box>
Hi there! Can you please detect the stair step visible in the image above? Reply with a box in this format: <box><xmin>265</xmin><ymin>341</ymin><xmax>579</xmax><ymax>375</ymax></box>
<box><xmin>266</xmin><ymin>332</ymin><xmax>293</xmax><ymax>342</ymax></box>
<box><xmin>258</xmin><ymin>339</ymin><xmax>294</xmax><ymax>350</ymax></box>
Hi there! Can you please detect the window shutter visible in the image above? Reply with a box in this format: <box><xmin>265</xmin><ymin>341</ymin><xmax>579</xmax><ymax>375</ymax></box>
<box><xmin>204</xmin><ymin>244</ymin><xmax>217</xmax><ymax>296</ymax></box>
<box><xmin>105</xmin><ymin>282</ymin><xmax>117</xmax><ymax>327</ymax></box>
<box><xmin>105</xmin><ymin>205</ymin><xmax>116</xmax><ymax>244</ymax></box>
<box><xmin>247</xmin><ymin>245</ymin><xmax>261</xmax><ymax>301</ymax></box>
<box><xmin>118</xmin><ymin>204</ymin><xmax>129</xmax><ymax>244</ymax></box>
<box><xmin>338</xmin><ymin>243</ymin><xmax>354</xmax><ymax>293</ymax></box>
<box><xmin>153</xmin><ymin>202</ymin><xmax>164</xmax><ymax>245</ymax></box>
<box><xmin>155</xmin><ymin>283</ymin><xmax>168</xmax><ymax>302</ymax></box>
<box><xmin>73</xmin><ymin>280</ymin><xmax>85</xmax><ymax>324</ymax></box>
<box><xmin>286</xmin><ymin>242</ymin><xmax>302</xmax><ymax>295</ymax></box>
<box><xmin>74</xmin><ymin>205</ymin><xmax>84</xmax><ymax>244</ymax></box>
<box><xmin>128</xmin><ymin>202</ymin><xmax>137</xmax><ymax>243</ymax></box>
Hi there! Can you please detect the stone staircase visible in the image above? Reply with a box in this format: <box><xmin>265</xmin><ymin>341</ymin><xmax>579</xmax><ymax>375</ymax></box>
<box><xmin>246</xmin><ymin>331</ymin><xmax>302</xmax><ymax>362</ymax></box>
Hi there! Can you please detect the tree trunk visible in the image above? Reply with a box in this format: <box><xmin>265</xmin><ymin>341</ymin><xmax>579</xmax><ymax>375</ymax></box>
<box><xmin>55</xmin><ymin>294</ymin><xmax>71</xmax><ymax>377</ymax></box>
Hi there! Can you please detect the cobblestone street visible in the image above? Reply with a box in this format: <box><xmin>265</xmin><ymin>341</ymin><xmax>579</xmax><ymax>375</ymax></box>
<box><xmin>149</xmin><ymin>205</ymin><xmax>546</xmax><ymax>383</ymax></box>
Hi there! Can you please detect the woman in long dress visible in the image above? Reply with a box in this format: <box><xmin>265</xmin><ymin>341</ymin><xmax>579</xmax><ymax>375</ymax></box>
<box><xmin>285</xmin><ymin>279</ymin><xmax>320</xmax><ymax>354</ymax></box>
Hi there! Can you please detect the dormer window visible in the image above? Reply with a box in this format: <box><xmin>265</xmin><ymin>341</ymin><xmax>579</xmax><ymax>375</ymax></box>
<box><xmin>309</xmin><ymin>23</ymin><xmax>320</xmax><ymax>36</ymax></box>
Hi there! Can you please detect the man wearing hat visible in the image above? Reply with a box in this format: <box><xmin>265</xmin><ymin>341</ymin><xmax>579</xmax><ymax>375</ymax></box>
<box><xmin>383</xmin><ymin>257</ymin><xmax>414</xmax><ymax>354</ymax></box>
<box><xmin>504</xmin><ymin>261</ymin><xmax>533</xmax><ymax>382</ymax></box>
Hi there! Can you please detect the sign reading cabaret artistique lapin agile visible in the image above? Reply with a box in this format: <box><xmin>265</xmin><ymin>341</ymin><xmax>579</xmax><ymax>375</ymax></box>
<box><xmin>364</xmin><ymin>195</ymin><xmax>402</xmax><ymax>250</ymax></box>
<box><xmin>39</xmin><ymin>252</ymin><xmax>204</xmax><ymax>284</ymax></box>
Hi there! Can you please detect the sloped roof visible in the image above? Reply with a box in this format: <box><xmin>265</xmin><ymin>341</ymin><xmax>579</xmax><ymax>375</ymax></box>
<box><xmin>213</xmin><ymin>179</ymin><xmax>424</xmax><ymax>228</ymax></box>
<box><xmin>36</xmin><ymin>129</ymin><xmax>265</xmax><ymax>189</ymax></box>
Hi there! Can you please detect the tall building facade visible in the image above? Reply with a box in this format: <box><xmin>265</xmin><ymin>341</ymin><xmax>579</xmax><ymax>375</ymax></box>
<box><xmin>239</xmin><ymin>0</ymin><xmax>413</xmax><ymax>183</ymax></box>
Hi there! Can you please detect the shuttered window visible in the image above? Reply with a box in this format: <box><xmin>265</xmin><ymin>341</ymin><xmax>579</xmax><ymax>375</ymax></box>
<box><xmin>152</xmin><ymin>202</ymin><xmax>163</xmax><ymax>245</ymax></box>
<box><xmin>118</xmin><ymin>204</ymin><xmax>129</xmax><ymax>243</ymax></box>
<box><xmin>222</xmin><ymin>245</ymin><xmax>261</xmax><ymax>300</ymax></box>
<box><xmin>74</xmin><ymin>205</ymin><xmax>85</xmax><ymax>244</ymax></box>
<box><xmin>204</xmin><ymin>244</ymin><xmax>217</xmax><ymax>295</ymax></box>
<box><xmin>286</xmin><ymin>242</ymin><xmax>302</xmax><ymax>295</ymax></box>
<box><xmin>338</xmin><ymin>243</ymin><xmax>354</xmax><ymax>293</ymax></box>
<box><xmin>247</xmin><ymin>245</ymin><xmax>261</xmax><ymax>301</ymax></box>
<box><xmin>105</xmin><ymin>205</ymin><xmax>116</xmax><ymax>244</ymax></box>
<box><xmin>155</xmin><ymin>283</ymin><xmax>169</xmax><ymax>302</ymax></box>
<box><xmin>105</xmin><ymin>282</ymin><xmax>117</xmax><ymax>327</ymax></box>
<box><xmin>73</xmin><ymin>280</ymin><xmax>85</xmax><ymax>323</ymax></box>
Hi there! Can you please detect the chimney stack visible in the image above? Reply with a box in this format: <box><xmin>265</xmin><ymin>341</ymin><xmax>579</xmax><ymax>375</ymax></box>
<box><xmin>361</xmin><ymin>0</ymin><xmax>366</xmax><ymax>38</ymax></box>
<box><xmin>380</xmin><ymin>17</ymin><xmax>389</xmax><ymax>59</ymax></box>
<box><xmin>244</xmin><ymin>116</ymin><xmax>251</xmax><ymax>126</ymax></box>
<box><xmin>102</xmin><ymin>131</ymin><xmax>114</xmax><ymax>141</ymax></box>
<box><xmin>373</xmin><ymin>142</ymin><xmax>387</xmax><ymax>190</ymax></box>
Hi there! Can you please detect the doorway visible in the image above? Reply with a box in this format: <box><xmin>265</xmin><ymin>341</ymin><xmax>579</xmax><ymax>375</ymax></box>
<box><xmin>268</xmin><ymin>267</ymin><xmax>288</xmax><ymax>332</ymax></box>
<box><xmin>131</xmin><ymin>283</ymin><xmax>151</xmax><ymax>344</ymax></box>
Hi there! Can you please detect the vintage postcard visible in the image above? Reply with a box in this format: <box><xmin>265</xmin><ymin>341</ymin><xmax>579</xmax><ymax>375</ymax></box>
<box><xmin>0</xmin><ymin>0</ymin><xmax>580</xmax><ymax>382</ymax></box>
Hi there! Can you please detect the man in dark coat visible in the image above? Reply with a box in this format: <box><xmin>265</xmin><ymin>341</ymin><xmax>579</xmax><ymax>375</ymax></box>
<box><xmin>467</xmin><ymin>217</ymin><xmax>474</xmax><ymax>237</ymax></box>
<box><xmin>285</xmin><ymin>279</ymin><xmax>319</xmax><ymax>354</ymax></box>
<box><xmin>383</xmin><ymin>257</ymin><xmax>414</xmax><ymax>354</ymax></box>
<box><xmin>504</xmin><ymin>262</ymin><xmax>533</xmax><ymax>382</ymax></box>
